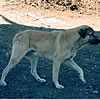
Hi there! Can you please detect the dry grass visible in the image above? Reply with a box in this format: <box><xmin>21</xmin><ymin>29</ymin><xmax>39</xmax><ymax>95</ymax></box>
<box><xmin>3</xmin><ymin>0</ymin><xmax>100</xmax><ymax>15</ymax></box>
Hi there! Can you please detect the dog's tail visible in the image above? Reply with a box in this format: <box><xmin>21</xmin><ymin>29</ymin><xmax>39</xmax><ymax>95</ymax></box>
<box><xmin>13</xmin><ymin>33</ymin><xmax>22</xmax><ymax>45</ymax></box>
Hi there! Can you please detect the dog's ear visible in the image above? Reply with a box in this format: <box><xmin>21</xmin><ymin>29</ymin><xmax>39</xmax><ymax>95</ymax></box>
<box><xmin>79</xmin><ymin>28</ymin><xmax>87</xmax><ymax>38</ymax></box>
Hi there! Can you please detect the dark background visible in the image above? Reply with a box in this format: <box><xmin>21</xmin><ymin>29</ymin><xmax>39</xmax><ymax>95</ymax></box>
<box><xmin>0</xmin><ymin>15</ymin><xmax>100</xmax><ymax>99</ymax></box>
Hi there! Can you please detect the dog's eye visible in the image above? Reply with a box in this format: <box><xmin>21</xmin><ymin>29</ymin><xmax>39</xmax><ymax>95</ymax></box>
<box><xmin>88</xmin><ymin>32</ymin><xmax>94</xmax><ymax>36</ymax></box>
<box><xmin>88</xmin><ymin>32</ymin><xmax>93</xmax><ymax>35</ymax></box>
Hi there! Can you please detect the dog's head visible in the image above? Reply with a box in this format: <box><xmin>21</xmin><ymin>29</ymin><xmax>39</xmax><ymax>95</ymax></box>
<box><xmin>79</xmin><ymin>25</ymin><xmax>100</xmax><ymax>45</ymax></box>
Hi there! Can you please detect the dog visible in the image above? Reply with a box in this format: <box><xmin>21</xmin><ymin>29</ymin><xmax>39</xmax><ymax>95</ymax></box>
<box><xmin>0</xmin><ymin>25</ymin><xmax>100</xmax><ymax>89</ymax></box>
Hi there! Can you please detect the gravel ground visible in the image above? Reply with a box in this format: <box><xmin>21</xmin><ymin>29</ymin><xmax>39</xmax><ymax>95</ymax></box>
<box><xmin>0</xmin><ymin>15</ymin><xmax>100</xmax><ymax>99</ymax></box>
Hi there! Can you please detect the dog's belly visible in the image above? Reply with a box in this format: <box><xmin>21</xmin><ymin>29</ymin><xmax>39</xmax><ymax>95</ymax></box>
<box><xmin>29</xmin><ymin>45</ymin><xmax>55</xmax><ymax>60</ymax></box>
<box><xmin>40</xmin><ymin>54</ymin><xmax>53</xmax><ymax>60</ymax></box>
<box><xmin>37</xmin><ymin>49</ymin><xmax>55</xmax><ymax>60</ymax></box>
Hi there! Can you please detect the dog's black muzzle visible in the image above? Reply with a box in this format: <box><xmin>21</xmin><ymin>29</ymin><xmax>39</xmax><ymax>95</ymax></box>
<box><xmin>88</xmin><ymin>35</ymin><xmax>100</xmax><ymax>45</ymax></box>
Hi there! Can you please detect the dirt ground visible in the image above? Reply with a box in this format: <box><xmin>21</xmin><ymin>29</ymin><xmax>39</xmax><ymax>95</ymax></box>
<box><xmin>0</xmin><ymin>1</ymin><xmax>100</xmax><ymax>99</ymax></box>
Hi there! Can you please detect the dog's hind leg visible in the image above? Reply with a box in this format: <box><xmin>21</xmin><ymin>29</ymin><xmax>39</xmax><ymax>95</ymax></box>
<box><xmin>0</xmin><ymin>41</ymin><xmax>28</xmax><ymax>86</ymax></box>
<box><xmin>64</xmin><ymin>59</ymin><xmax>86</xmax><ymax>83</ymax></box>
<box><xmin>25</xmin><ymin>52</ymin><xmax>46</xmax><ymax>83</ymax></box>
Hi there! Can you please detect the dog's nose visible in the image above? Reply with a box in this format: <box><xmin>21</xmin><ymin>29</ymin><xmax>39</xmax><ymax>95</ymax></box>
<box><xmin>98</xmin><ymin>39</ymin><xmax>100</xmax><ymax>43</ymax></box>
<box><xmin>89</xmin><ymin>37</ymin><xmax>100</xmax><ymax>45</ymax></box>
<box><xmin>94</xmin><ymin>38</ymin><xmax>100</xmax><ymax>45</ymax></box>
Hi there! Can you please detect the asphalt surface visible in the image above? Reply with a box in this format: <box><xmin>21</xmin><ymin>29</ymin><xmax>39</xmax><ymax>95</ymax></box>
<box><xmin>0</xmin><ymin>15</ymin><xmax>100</xmax><ymax>99</ymax></box>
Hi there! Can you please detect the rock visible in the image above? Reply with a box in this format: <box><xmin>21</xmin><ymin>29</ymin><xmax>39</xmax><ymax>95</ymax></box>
<box><xmin>27</xmin><ymin>12</ymin><xmax>36</xmax><ymax>17</ymax></box>
<box><xmin>93</xmin><ymin>90</ymin><xmax>98</xmax><ymax>94</ymax></box>
<box><xmin>86</xmin><ymin>86</ymin><xmax>92</xmax><ymax>90</ymax></box>
<box><xmin>70</xmin><ymin>5</ymin><xmax>78</xmax><ymax>11</ymax></box>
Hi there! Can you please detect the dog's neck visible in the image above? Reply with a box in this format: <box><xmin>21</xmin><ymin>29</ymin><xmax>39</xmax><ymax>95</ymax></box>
<box><xmin>64</xmin><ymin>29</ymin><xmax>80</xmax><ymax>44</ymax></box>
<box><xmin>62</xmin><ymin>29</ymin><xmax>88</xmax><ymax>50</ymax></box>
<box><xmin>74</xmin><ymin>37</ymin><xmax>88</xmax><ymax>50</ymax></box>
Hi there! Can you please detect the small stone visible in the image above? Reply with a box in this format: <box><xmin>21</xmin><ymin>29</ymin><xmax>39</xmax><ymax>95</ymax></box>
<box><xmin>93</xmin><ymin>90</ymin><xmax>98</xmax><ymax>94</ymax></box>
<box><xmin>3</xmin><ymin>49</ymin><xmax>5</xmax><ymax>52</ymax></box>
<box><xmin>27</xmin><ymin>12</ymin><xmax>36</xmax><ymax>17</ymax></box>
<box><xmin>86</xmin><ymin>86</ymin><xmax>92</xmax><ymax>90</ymax></box>
<box><xmin>94</xmin><ymin>65</ymin><xmax>97</xmax><ymax>67</ymax></box>
<box><xmin>43</xmin><ymin>74</ymin><xmax>46</xmax><ymax>78</ymax></box>
<box><xmin>16</xmin><ymin>16</ymin><xmax>20</xmax><ymax>19</ymax></box>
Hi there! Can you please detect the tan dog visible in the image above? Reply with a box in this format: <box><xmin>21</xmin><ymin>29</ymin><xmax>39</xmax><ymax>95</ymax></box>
<box><xmin>0</xmin><ymin>25</ymin><xmax>100</xmax><ymax>89</ymax></box>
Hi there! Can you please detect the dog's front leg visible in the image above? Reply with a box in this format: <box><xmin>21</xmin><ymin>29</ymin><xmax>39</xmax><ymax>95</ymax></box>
<box><xmin>64</xmin><ymin>59</ymin><xmax>86</xmax><ymax>83</ymax></box>
<box><xmin>53</xmin><ymin>59</ymin><xmax>64</xmax><ymax>89</ymax></box>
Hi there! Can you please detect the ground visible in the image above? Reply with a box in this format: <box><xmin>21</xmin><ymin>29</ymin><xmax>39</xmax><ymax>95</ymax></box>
<box><xmin>0</xmin><ymin>1</ymin><xmax>100</xmax><ymax>99</ymax></box>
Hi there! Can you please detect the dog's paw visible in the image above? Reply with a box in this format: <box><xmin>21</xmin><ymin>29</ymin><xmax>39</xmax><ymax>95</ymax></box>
<box><xmin>80</xmin><ymin>77</ymin><xmax>87</xmax><ymax>84</ymax></box>
<box><xmin>37</xmin><ymin>78</ymin><xmax>46</xmax><ymax>83</ymax></box>
<box><xmin>56</xmin><ymin>84</ymin><xmax>64</xmax><ymax>89</ymax></box>
<box><xmin>82</xmin><ymin>79</ymin><xmax>87</xmax><ymax>84</ymax></box>
<box><xmin>0</xmin><ymin>80</ymin><xmax>7</xmax><ymax>86</ymax></box>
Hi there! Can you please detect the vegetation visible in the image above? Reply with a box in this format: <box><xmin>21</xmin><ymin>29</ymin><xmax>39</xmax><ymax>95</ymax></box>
<box><xmin>5</xmin><ymin>0</ymin><xmax>100</xmax><ymax>14</ymax></box>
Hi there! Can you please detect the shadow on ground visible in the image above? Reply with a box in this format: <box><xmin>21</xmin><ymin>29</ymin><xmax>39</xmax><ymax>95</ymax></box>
<box><xmin>0</xmin><ymin>15</ymin><xmax>100</xmax><ymax>99</ymax></box>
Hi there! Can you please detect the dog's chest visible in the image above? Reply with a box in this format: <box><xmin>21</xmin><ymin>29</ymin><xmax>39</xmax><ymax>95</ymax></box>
<box><xmin>64</xmin><ymin>48</ymin><xmax>77</xmax><ymax>60</ymax></box>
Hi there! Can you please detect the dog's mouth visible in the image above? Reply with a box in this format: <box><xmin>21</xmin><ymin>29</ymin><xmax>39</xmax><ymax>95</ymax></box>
<box><xmin>88</xmin><ymin>36</ymin><xmax>100</xmax><ymax>45</ymax></box>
